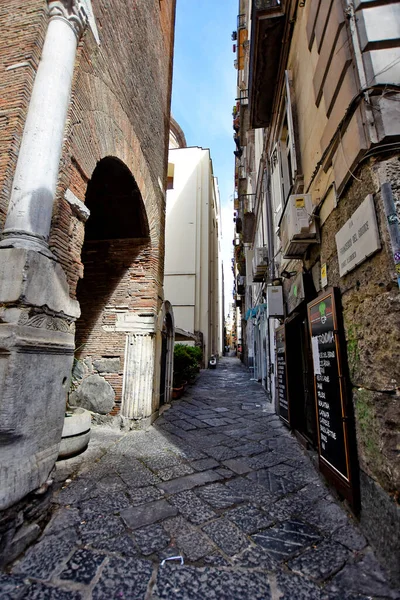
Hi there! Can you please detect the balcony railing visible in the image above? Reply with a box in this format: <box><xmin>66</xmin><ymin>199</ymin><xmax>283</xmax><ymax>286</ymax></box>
<box><xmin>253</xmin><ymin>0</ymin><xmax>282</xmax><ymax>10</ymax></box>
<box><xmin>237</xmin><ymin>13</ymin><xmax>246</xmax><ymax>29</ymax></box>
<box><xmin>239</xmin><ymin>193</ymin><xmax>255</xmax><ymax>214</ymax></box>
<box><xmin>236</xmin><ymin>89</ymin><xmax>249</xmax><ymax>106</ymax></box>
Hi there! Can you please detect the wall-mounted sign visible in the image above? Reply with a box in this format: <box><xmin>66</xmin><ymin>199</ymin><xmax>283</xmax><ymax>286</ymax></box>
<box><xmin>321</xmin><ymin>263</ymin><xmax>327</xmax><ymax>288</ymax></box>
<box><xmin>308</xmin><ymin>288</ymin><xmax>356</xmax><ymax>506</ymax></box>
<box><xmin>286</xmin><ymin>272</ymin><xmax>305</xmax><ymax>314</ymax></box>
<box><xmin>276</xmin><ymin>325</ymin><xmax>290</xmax><ymax>425</ymax></box>
<box><xmin>335</xmin><ymin>195</ymin><xmax>380</xmax><ymax>277</ymax></box>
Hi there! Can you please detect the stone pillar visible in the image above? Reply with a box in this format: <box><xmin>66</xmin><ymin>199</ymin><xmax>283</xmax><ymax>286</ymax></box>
<box><xmin>0</xmin><ymin>1</ymin><xmax>87</xmax><ymax>252</ymax></box>
<box><xmin>0</xmin><ymin>2</ymin><xmax>86</xmax><ymax>510</ymax></box>
<box><xmin>121</xmin><ymin>334</ymin><xmax>156</xmax><ymax>423</ymax></box>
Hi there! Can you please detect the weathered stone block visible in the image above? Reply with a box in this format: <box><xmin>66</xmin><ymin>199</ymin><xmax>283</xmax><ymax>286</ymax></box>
<box><xmin>93</xmin><ymin>357</ymin><xmax>120</xmax><ymax>373</ymax></box>
<box><xmin>7</xmin><ymin>523</ymin><xmax>41</xmax><ymax>564</ymax></box>
<box><xmin>359</xmin><ymin>470</ymin><xmax>400</xmax><ymax>587</ymax></box>
<box><xmin>353</xmin><ymin>388</ymin><xmax>399</xmax><ymax>493</ymax></box>
<box><xmin>0</xmin><ymin>323</ymin><xmax>74</xmax><ymax>510</ymax></box>
<box><xmin>0</xmin><ymin>248</ymin><xmax>80</xmax><ymax>319</ymax></box>
<box><xmin>69</xmin><ymin>374</ymin><xmax>115</xmax><ymax>414</ymax></box>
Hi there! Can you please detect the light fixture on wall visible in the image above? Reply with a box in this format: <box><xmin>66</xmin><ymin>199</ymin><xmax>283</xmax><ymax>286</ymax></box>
<box><xmin>281</xmin><ymin>270</ymin><xmax>297</xmax><ymax>279</ymax></box>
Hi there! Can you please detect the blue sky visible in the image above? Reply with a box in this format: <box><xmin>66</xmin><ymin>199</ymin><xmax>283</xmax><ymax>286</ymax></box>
<box><xmin>171</xmin><ymin>0</ymin><xmax>238</xmax><ymax>311</ymax></box>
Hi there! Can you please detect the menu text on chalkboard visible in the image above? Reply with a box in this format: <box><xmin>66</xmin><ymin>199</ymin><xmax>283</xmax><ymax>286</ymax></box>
<box><xmin>276</xmin><ymin>325</ymin><xmax>290</xmax><ymax>425</ymax></box>
<box><xmin>308</xmin><ymin>290</ymin><xmax>350</xmax><ymax>485</ymax></box>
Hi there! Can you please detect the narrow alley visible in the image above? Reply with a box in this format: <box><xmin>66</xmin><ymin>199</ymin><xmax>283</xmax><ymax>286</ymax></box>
<box><xmin>1</xmin><ymin>358</ymin><xmax>398</xmax><ymax>600</ymax></box>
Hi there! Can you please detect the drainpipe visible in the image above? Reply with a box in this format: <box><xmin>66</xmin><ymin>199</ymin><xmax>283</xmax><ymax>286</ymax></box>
<box><xmin>381</xmin><ymin>182</ymin><xmax>400</xmax><ymax>289</ymax></box>
<box><xmin>0</xmin><ymin>1</ymin><xmax>87</xmax><ymax>255</ymax></box>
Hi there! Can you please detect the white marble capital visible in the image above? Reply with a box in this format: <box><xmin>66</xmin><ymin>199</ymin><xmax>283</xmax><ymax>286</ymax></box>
<box><xmin>47</xmin><ymin>0</ymin><xmax>88</xmax><ymax>40</ymax></box>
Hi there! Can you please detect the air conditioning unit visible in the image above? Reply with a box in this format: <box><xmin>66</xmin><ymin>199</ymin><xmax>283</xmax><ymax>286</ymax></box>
<box><xmin>280</xmin><ymin>194</ymin><xmax>318</xmax><ymax>259</ymax></box>
<box><xmin>252</xmin><ymin>246</ymin><xmax>268</xmax><ymax>282</ymax></box>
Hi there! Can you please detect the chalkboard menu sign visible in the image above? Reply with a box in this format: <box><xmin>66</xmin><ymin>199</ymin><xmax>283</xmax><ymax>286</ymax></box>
<box><xmin>276</xmin><ymin>325</ymin><xmax>290</xmax><ymax>425</ymax></box>
<box><xmin>308</xmin><ymin>289</ymin><xmax>352</xmax><ymax>494</ymax></box>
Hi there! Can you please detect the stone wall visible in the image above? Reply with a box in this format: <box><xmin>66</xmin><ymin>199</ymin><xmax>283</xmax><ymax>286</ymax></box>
<box><xmin>72</xmin><ymin>237</ymin><xmax>159</xmax><ymax>415</ymax></box>
<box><xmin>314</xmin><ymin>159</ymin><xmax>400</xmax><ymax>495</ymax></box>
<box><xmin>305</xmin><ymin>156</ymin><xmax>400</xmax><ymax>582</ymax></box>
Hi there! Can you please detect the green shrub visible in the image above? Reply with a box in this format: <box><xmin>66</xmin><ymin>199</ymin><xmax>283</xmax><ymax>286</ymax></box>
<box><xmin>184</xmin><ymin>345</ymin><xmax>203</xmax><ymax>365</ymax></box>
<box><xmin>173</xmin><ymin>344</ymin><xmax>201</xmax><ymax>387</ymax></box>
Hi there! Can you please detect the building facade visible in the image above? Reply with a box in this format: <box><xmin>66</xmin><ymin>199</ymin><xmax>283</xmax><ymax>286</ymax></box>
<box><xmin>233</xmin><ymin>0</ymin><xmax>400</xmax><ymax>582</ymax></box>
<box><xmin>165</xmin><ymin>122</ymin><xmax>223</xmax><ymax>363</ymax></box>
<box><xmin>0</xmin><ymin>0</ymin><xmax>176</xmax><ymax>512</ymax></box>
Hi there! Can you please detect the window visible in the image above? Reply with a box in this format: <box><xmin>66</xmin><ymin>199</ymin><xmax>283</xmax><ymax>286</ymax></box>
<box><xmin>167</xmin><ymin>162</ymin><xmax>175</xmax><ymax>190</ymax></box>
<box><xmin>269</xmin><ymin>70</ymin><xmax>299</xmax><ymax>230</ymax></box>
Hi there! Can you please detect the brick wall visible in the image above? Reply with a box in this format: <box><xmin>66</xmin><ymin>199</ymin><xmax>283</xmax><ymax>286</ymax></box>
<box><xmin>1</xmin><ymin>0</ymin><xmax>176</xmax><ymax>411</ymax></box>
<box><xmin>48</xmin><ymin>0</ymin><xmax>176</xmax><ymax>301</ymax></box>
<box><xmin>75</xmin><ymin>237</ymin><xmax>159</xmax><ymax>413</ymax></box>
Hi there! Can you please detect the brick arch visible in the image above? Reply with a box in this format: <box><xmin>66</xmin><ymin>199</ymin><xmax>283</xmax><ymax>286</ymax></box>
<box><xmin>67</xmin><ymin>69</ymin><xmax>164</xmax><ymax>246</ymax></box>
<box><xmin>84</xmin><ymin>156</ymin><xmax>150</xmax><ymax>241</ymax></box>
<box><xmin>73</xmin><ymin>156</ymin><xmax>156</xmax><ymax>416</ymax></box>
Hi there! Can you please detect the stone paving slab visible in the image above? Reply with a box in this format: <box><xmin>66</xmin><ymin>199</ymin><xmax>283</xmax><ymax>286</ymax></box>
<box><xmin>157</xmin><ymin>469</ymin><xmax>222</xmax><ymax>495</ymax></box>
<box><xmin>121</xmin><ymin>499</ymin><xmax>178</xmax><ymax>529</ymax></box>
<box><xmin>2</xmin><ymin>357</ymin><xmax>399</xmax><ymax>600</ymax></box>
<box><xmin>153</xmin><ymin>564</ymin><xmax>272</xmax><ymax>600</ymax></box>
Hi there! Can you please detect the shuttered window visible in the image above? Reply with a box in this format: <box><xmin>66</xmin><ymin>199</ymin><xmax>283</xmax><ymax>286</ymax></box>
<box><xmin>269</xmin><ymin>70</ymin><xmax>299</xmax><ymax>229</ymax></box>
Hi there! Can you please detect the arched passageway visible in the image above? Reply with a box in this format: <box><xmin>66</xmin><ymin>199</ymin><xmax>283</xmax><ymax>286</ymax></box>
<box><xmin>73</xmin><ymin>157</ymin><xmax>152</xmax><ymax>417</ymax></box>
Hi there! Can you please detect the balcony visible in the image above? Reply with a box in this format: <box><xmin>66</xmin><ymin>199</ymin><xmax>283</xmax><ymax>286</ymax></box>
<box><xmin>238</xmin><ymin>194</ymin><xmax>256</xmax><ymax>243</ymax></box>
<box><xmin>252</xmin><ymin>246</ymin><xmax>269</xmax><ymax>282</ymax></box>
<box><xmin>249</xmin><ymin>0</ymin><xmax>285</xmax><ymax>128</ymax></box>
<box><xmin>237</xmin><ymin>275</ymin><xmax>246</xmax><ymax>296</ymax></box>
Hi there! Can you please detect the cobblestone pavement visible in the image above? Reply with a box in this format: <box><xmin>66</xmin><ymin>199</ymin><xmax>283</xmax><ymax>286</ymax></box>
<box><xmin>2</xmin><ymin>358</ymin><xmax>399</xmax><ymax>599</ymax></box>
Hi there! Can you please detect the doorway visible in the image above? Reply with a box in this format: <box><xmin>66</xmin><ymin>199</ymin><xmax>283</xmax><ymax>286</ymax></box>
<box><xmin>286</xmin><ymin>311</ymin><xmax>318</xmax><ymax>446</ymax></box>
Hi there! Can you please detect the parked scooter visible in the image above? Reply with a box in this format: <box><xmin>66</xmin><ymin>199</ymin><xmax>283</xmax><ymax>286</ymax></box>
<box><xmin>208</xmin><ymin>355</ymin><xmax>217</xmax><ymax>369</ymax></box>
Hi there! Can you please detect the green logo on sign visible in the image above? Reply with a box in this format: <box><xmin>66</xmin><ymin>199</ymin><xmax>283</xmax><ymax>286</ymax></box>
<box><xmin>319</xmin><ymin>301</ymin><xmax>327</xmax><ymax>324</ymax></box>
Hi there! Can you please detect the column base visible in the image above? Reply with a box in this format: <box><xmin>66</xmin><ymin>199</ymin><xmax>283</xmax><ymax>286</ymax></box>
<box><xmin>0</xmin><ymin>322</ymin><xmax>75</xmax><ymax>509</ymax></box>
<box><xmin>0</xmin><ymin>233</ymin><xmax>54</xmax><ymax>259</ymax></box>
<box><xmin>0</xmin><ymin>246</ymin><xmax>79</xmax><ymax>509</ymax></box>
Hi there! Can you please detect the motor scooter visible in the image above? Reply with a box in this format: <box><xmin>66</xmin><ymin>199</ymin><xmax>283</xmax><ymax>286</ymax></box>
<box><xmin>208</xmin><ymin>355</ymin><xmax>217</xmax><ymax>369</ymax></box>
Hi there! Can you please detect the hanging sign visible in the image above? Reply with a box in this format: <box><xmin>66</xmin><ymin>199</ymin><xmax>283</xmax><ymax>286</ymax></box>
<box><xmin>276</xmin><ymin>325</ymin><xmax>290</xmax><ymax>425</ymax></box>
<box><xmin>307</xmin><ymin>288</ymin><xmax>356</xmax><ymax>505</ymax></box>
<box><xmin>287</xmin><ymin>272</ymin><xmax>305</xmax><ymax>314</ymax></box>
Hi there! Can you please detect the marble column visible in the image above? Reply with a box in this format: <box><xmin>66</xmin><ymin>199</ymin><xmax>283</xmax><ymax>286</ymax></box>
<box><xmin>121</xmin><ymin>333</ymin><xmax>156</xmax><ymax>422</ymax></box>
<box><xmin>0</xmin><ymin>0</ymin><xmax>87</xmax><ymax>252</ymax></box>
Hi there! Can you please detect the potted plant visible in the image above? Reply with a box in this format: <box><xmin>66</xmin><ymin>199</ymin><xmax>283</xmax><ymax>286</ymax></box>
<box><xmin>172</xmin><ymin>344</ymin><xmax>202</xmax><ymax>398</ymax></box>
